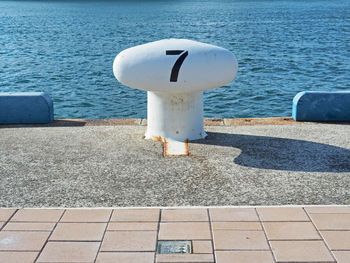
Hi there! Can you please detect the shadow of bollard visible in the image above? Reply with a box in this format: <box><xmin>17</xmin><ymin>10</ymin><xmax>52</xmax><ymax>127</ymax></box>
<box><xmin>192</xmin><ymin>132</ymin><xmax>350</xmax><ymax>173</ymax></box>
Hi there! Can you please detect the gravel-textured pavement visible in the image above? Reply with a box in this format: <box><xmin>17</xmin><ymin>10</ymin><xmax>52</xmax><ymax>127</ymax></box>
<box><xmin>0</xmin><ymin>122</ymin><xmax>349</xmax><ymax>207</ymax></box>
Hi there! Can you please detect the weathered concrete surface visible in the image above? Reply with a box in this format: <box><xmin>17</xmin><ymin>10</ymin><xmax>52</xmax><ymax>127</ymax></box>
<box><xmin>0</xmin><ymin>123</ymin><xmax>349</xmax><ymax>207</ymax></box>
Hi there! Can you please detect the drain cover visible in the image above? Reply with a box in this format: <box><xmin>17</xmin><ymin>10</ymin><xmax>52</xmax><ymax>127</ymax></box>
<box><xmin>157</xmin><ymin>241</ymin><xmax>192</xmax><ymax>254</ymax></box>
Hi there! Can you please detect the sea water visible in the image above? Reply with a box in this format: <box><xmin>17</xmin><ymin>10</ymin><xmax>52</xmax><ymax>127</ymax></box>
<box><xmin>1</xmin><ymin>0</ymin><xmax>349</xmax><ymax>118</ymax></box>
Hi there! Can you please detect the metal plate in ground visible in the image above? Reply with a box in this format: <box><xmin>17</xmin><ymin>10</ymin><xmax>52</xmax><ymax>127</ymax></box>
<box><xmin>157</xmin><ymin>240</ymin><xmax>192</xmax><ymax>254</ymax></box>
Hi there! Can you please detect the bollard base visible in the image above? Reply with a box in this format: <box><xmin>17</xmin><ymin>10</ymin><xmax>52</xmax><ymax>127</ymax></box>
<box><xmin>145</xmin><ymin>91</ymin><xmax>207</xmax><ymax>142</ymax></box>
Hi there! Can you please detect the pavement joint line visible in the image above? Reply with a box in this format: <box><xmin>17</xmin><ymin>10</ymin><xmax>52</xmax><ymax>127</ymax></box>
<box><xmin>99</xmin><ymin>251</ymin><xmax>153</xmax><ymax>253</ymax></box>
<box><xmin>215</xmin><ymin>251</ymin><xmax>270</xmax><ymax>253</ymax></box>
<box><xmin>154</xmin><ymin>208</ymin><xmax>162</xmax><ymax>263</ymax></box>
<box><xmin>98</xmin><ymin>252</ymin><xmax>154</xmax><ymax>254</ymax></box>
<box><xmin>33</xmin><ymin>209</ymin><xmax>66</xmax><ymax>263</ymax></box>
<box><xmin>93</xmin><ymin>209</ymin><xmax>113</xmax><ymax>263</ymax></box>
<box><xmin>2</xmin><ymin>230</ymin><xmax>51</xmax><ymax>232</ymax></box>
<box><xmin>207</xmin><ymin>208</ymin><xmax>216</xmax><ymax>263</ymax></box>
<box><xmin>0</xmin><ymin>252</ymin><xmax>39</xmax><ymax>254</ymax></box>
<box><xmin>0</xmin><ymin>209</ymin><xmax>18</xmax><ymax>231</ymax></box>
<box><xmin>158</xmin><ymin>238</ymin><xmax>213</xmax><ymax>241</ymax></box>
<box><xmin>303</xmin><ymin>207</ymin><xmax>338</xmax><ymax>263</ymax></box>
<box><xmin>107</xmin><ymin>231</ymin><xmax>157</xmax><ymax>232</ymax></box>
<box><xmin>268</xmin><ymin>239</ymin><xmax>323</xmax><ymax>241</ymax></box>
<box><xmin>304</xmin><ymin>208</ymin><xmax>327</xmax><ymax>241</ymax></box>
<box><xmin>57</xmin><ymin>221</ymin><xmax>111</xmax><ymax>223</ymax></box>
<box><xmin>314</xmin><ymin>231</ymin><xmax>350</xmax><ymax>233</ymax></box>
<box><xmin>214</xmin><ymin>229</ymin><xmax>263</xmax><ymax>231</ymax></box>
<box><xmin>44</xmin><ymin>240</ymin><xmax>101</xmax><ymax>242</ymax></box>
<box><xmin>255</xmin><ymin>207</ymin><xmax>277</xmax><ymax>263</ymax></box>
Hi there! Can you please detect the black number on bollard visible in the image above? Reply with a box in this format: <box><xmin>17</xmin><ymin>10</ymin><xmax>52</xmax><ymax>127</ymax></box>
<box><xmin>166</xmin><ymin>50</ymin><xmax>188</xmax><ymax>82</ymax></box>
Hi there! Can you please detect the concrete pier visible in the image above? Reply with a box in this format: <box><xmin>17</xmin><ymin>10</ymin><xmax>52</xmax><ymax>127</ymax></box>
<box><xmin>0</xmin><ymin>117</ymin><xmax>349</xmax><ymax>207</ymax></box>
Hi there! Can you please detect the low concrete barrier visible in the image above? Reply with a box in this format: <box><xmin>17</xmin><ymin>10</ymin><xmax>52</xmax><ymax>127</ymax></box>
<box><xmin>292</xmin><ymin>91</ymin><xmax>350</xmax><ymax>121</ymax></box>
<box><xmin>0</xmin><ymin>92</ymin><xmax>54</xmax><ymax>124</ymax></box>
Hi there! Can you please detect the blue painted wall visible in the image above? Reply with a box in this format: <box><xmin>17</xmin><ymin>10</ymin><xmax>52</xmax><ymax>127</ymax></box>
<box><xmin>293</xmin><ymin>91</ymin><xmax>350</xmax><ymax>121</ymax></box>
<box><xmin>0</xmin><ymin>92</ymin><xmax>54</xmax><ymax>124</ymax></box>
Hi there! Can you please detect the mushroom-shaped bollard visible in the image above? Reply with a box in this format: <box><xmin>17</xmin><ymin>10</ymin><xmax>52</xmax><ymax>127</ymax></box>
<box><xmin>113</xmin><ymin>39</ymin><xmax>238</xmax><ymax>155</ymax></box>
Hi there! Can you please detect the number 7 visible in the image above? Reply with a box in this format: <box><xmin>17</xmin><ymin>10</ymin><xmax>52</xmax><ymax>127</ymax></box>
<box><xmin>166</xmin><ymin>50</ymin><xmax>188</xmax><ymax>82</ymax></box>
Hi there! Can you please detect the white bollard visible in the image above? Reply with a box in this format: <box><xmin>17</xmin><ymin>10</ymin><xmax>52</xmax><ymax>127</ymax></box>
<box><xmin>145</xmin><ymin>91</ymin><xmax>205</xmax><ymax>141</ymax></box>
<box><xmin>113</xmin><ymin>39</ymin><xmax>238</xmax><ymax>156</ymax></box>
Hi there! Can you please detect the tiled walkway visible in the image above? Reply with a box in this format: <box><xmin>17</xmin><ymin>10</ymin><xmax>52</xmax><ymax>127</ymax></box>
<box><xmin>0</xmin><ymin>206</ymin><xmax>349</xmax><ymax>263</ymax></box>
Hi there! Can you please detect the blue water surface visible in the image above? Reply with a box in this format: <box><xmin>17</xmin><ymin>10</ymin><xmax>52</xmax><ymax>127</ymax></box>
<box><xmin>1</xmin><ymin>0</ymin><xmax>349</xmax><ymax>118</ymax></box>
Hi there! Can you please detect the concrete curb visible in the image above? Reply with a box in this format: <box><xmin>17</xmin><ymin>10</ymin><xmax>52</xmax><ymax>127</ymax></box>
<box><xmin>293</xmin><ymin>91</ymin><xmax>350</xmax><ymax>121</ymax></box>
<box><xmin>0</xmin><ymin>92</ymin><xmax>54</xmax><ymax>124</ymax></box>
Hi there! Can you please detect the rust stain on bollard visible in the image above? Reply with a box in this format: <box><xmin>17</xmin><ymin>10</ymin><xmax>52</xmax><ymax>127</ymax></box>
<box><xmin>163</xmin><ymin>138</ymin><xmax>189</xmax><ymax>157</ymax></box>
<box><xmin>152</xmin><ymin>136</ymin><xmax>163</xmax><ymax>142</ymax></box>
<box><xmin>152</xmin><ymin>136</ymin><xmax>189</xmax><ymax>157</ymax></box>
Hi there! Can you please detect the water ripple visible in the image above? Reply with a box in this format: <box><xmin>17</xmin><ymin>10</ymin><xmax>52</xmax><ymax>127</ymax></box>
<box><xmin>0</xmin><ymin>0</ymin><xmax>349</xmax><ymax>119</ymax></box>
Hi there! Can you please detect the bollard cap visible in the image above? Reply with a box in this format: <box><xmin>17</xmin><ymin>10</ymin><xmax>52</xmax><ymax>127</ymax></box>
<box><xmin>114</xmin><ymin>39</ymin><xmax>238</xmax><ymax>93</ymax></box>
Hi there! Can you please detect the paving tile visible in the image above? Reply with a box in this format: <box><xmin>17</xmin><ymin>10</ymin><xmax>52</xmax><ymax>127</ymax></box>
<box><xmin>213</xmin><ymin>230</ymin><xmax>269</xmax><ymax>250</ymax></box>
<box><xmin>37</xmin><ymin>241</ymin><xmax>100</xmax><ymax>262</ymax></box>
<box><xmin>209</xmin><ymin>208</ymin><xmax>259</xmax><ymax>221</ymax></box>
<box><xmin>211</xmin><ymin>222</ymin><xmax>262</xmax><ymax>230</ymax></box>
<box><xmin>270</xmin><ymin>241</ymin><xmax>335</xmax><ymax>262</ymax></box>
<box><xmin>107</xmin><ymin>222</ymin><xmax>158</xmax><ymax>231</ymax></box>
<box><xmin>0</xmin><ymin>209</ymin><xmax>17</xmax><ymax>221</ymax></box>
<box><xmin>263</xmin><ymin>222</ymin><xmax>320</xmax><ymax>240</ymax></box>
<box><xmin>309</xmin><ymin>213</ymin><xmax>350</xmax><ymax>230</ymax></box>
<box><xmin>60</xmin><ymin>209</ymin><xmax>112</xmax><ymax>222</ymax></box>
<box><xmin>11</xmin><ymin>209</ymin><xmax>64</xmax><ymax>222</ymax></box>
<box><xmin>0</xmin><ymin>222</ymin><xmax>4</xmax><ymax>229</ymax></box>
<box><xmin>0</xmin><ymin>251</ymin><xmax>39</xmax><ymax>263</ymax></box>
<box><xmin>3</xmin><ymin>222</ymin><xmax>55</xmax><ymax>231</ymax></box>
<box><xmin>332</xmin><ymin>251</ymin><xmax>350</xmax><ymax>263</ymax></box>
<box><xmin>305</xmin><ymin>206</ymin><xmax>350</xmax><ymax>214</ymax></box>
<box><xmin>50</xmin><ymin>223</ymin><xmax>106</xmax><ymax>241</ymax></box>
<box><xmin>320</xmin><ymin>231</ymin><xmax>350</xmax><ymax>250</ymax></box>
<box><xmin>156</xmin><ymin>254</ymin><xmax>214</xmax><ymax>262</ymax></box>
<box><xmin>101</xmin><ymin>231</ymin><xmax>157</xmax><ymax>251</ymax></box>
<box><xmin>257</xmin><ymin>207</ymin><xmax>309</xmax><ymax>221</ymax></box>
<box><xmin>159</xmin><ymin>222</ymin><xmax>211</xmax><ymax>240</ymax></box>
<box><xmin>192</xmin><ymin>240</ymin><xmax>213</xmax><ymax>253</ymax></box>
<box><xmin>111</xmin><ymin>209</ymin><xmax>160</xmax><ymax>222</ymax></box>
<box><xmin>0</xmin><ymin>231</ymin><xmax>50</xmax><ymax>251</ymax></box>
<box><xmin>215</xmin><ymin>251</ymin><xmax>274</xmax><ymax>263</ymax></box>
<box><xmin>96</xmin><ymin>252</ymin><xmax>155</xmax><ymax>263</ymax></box>
<box><xmin>161</xmin><ymin>209</ymin><xmax>208</xmax><ymax>222</ymax></box>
